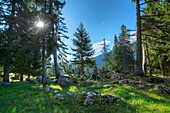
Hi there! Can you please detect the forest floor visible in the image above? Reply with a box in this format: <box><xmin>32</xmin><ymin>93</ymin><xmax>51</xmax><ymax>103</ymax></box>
<box><xmin>0</xmin><ymin>75</ymin><xmax>170</xmax><ymax>113</ymax></box>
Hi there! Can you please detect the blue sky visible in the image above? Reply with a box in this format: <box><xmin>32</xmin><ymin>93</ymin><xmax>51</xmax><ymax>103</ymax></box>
<box><xmin>62</xmin><ymin>0</ymin><xmax>136</xmax><ymax>59</ymax></box>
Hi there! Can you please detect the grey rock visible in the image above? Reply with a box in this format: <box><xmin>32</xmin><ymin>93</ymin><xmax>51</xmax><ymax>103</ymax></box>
<box><xmin>81</xmin><ymin>81</ymin><xmax>92</xmax><ymax>86</ymax></box>
<box><xmin>96</xmin><ymin>84</ymin><xmax>103</xmax><ymax>89</ymax></box>
<box><xmin>147</xmin><ymin>83</ymin><xmax>154</xmax><ymax>87</ymax></box>
<box><xmin>3</xmin><ymin>82</ymin><xmax>11</xmax><ymax>86</ymax></box>
<box><xmin>128</xmin><ymin>79</ymin><xmax>135</xmax><ymax>85</ymax></box>
<box><xmin>103</xmin><ymin>84</ymin><xmax>111</xmax><ymax>88</ymax></box>
<box><xmin>58</xmin><ymin>76</ymin><xmax>78</xmax><ymax>86</ymax></box>
<box><xmin>84</xmin><ymin>96</ymin><xmax>94</xmax><ymax>106</ymax></box>
<box><xmin>56</xmin><ymin>94</ymin><xmax>64</xmax><ymax>100</ymax></box>
<box><xmin>79</xmin><ymin>91</ymin><xmax>86</xmax><ymax>95</ymax></box>
<box><xmin>54</xmin><ymin>90</ymin><xmax>59</xmax><ymax>93</ymax></box>
<box><xmin>46</xmin><ymin>87</ymin><xmax>51</xmax><ymax>92</ymax></box>
<box><xmin>137</xmin><ymin>84</ymin><xmax>145</xmax><ymax>89</ymax></box>
<box><xmin>119</xmin><ymin>79</ymin><xmax>127</xmax><ymax>84</ymax></box>
<box><xmin>46</xmin><ymin>76</ymin><xmax>51</xmax><ymax>84</ymax></box>
<box><xmin>26</xmin><ymin>78</ymin><xmax>32</xmax><ymax>81</ymax></box>
<box><xmin>36</xmin><ymin>76</ymin><xmax>42</xmax><ymax>82</ymax></box>
<box><xmin>42</xmin><ymin>76</ymin><xmax>51</xmax><ymax>84</ymax></box>
<box><xmin>67</xmin><ymin>91</ymin><xmax>74</xmax><ymax>96</ymax></box>
<box><xmin>37</xmin><ymin>86</ymin><xmax>43</xmax><ymax>90</ymax></box>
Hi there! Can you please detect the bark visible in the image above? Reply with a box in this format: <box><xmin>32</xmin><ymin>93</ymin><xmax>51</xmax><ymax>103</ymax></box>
<box><xmin>134</xmin><ymin>0</ymin><xmax>143</xmax><ymax>76</ymax></box>
<box><xmin>20</xmin><ymin>73</ymin><xmax>23</xmax><ymax>82</ymax></box>
<box><xmin>42</xmin><ymin>35</ymin><xmax>46</xmax><ymax>83</ymax></box>
<box><xmin>81</xmin><ymin>57</ymin><xmax>84</xmax><ymax>75</ymax></box>
<box><xmin>168</xmin><ymin>61</ymin><xmax>170</xmax><ymax>76</ymax></box>
<box><xmin>41</xmin><ymin>0</ymin><xmax>47</xmax><ymax>84</ymax></box>
<box><xmin>160</xmin><ymin>62</ymin><xmax>166</xmax><ymax>76</ymax></box>
<box><xmin>3</xmin><ymin>1</ymin><xmax>16</xmax><ymax>82</ymax></box>
<box><xmin>28</xmin><ymin>74</ymin><xmax>30</xmax><ymax>78</ymax></box>
<box><xmin>49</xmin><ymin>0</ymin><xmax>61</xmax><ymax>79</ymax></box>
<box><xmin>142</xmin><ymin>45</ymin><xmax>147</xmax><ymax>74</ymax></box>
<box><xmin>53</xmin><ymin>50</ymin><xmax>61</xmax><ymax>79</ymax></box>
<box><xmin>146</xmin><ymin>44</ymin><xmax>152</xmax><ymax>75</ymax></box>
<box><xmin>3</xmin><ymin>58</ymin><xmax>10</xmax><ymax>82</ymax></box>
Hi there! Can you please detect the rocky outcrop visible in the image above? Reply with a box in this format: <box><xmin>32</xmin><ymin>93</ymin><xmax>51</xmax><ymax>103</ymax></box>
<box><xmin>76</xmin><ymin>91</ymin><xmax>120</xmax><ymax>106</ymax></box>
<box><xmin>155</xmin><ymin>85</ymin><xmax>170</xmax><ymax>94</ymax></box>
<box><xmin>81</xmin><ymin>81</ymin><xmax>93</xmax><ymax>86</ymax></box>
<box><xmin>58</xmin><ymin>76</ymin><xmax>78</xmax><ymax>86</ymax></box>
<box><xmin>56</xmin><ymin>94</ymin><xmax>64</xmax><ymax>100</ymax></box>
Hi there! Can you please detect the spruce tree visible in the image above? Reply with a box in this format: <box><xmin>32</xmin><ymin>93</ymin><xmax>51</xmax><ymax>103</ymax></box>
<box><xmin>101</xmin><ymin>38</ymin><xmax>111</xmax><ymax>70</ymax></box>
<box><xmin>112</xmin><ymin>25</ymin><xmax>135</xmax><ymax>73</ymax></box>
<box><xmin>72</xmin><ymin>23</ymin><xmax>94</xmax><ymax>75</ymax></box>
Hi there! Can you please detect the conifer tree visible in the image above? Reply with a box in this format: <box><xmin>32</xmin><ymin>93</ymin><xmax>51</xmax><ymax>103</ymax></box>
<box><xmin>112</xmin><ymin>25</ymin><xmax>135</xmax><ymax>73</ymax></box>
<box><xmin>101</xmin><ymin>38</ymin><xmax>111</xmax><ymax>70</ymax></box>
<box><xmin>72</xmin><ymin>23</ymin><xmax>94</xmax><ymax>75</ymax></box>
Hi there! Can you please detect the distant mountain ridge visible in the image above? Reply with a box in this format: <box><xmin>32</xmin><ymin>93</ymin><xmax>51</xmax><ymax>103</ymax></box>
<box><xmin>95</xmin><ymin>54</ymin><xmax>104</xmax><ymax>68</ymax></box>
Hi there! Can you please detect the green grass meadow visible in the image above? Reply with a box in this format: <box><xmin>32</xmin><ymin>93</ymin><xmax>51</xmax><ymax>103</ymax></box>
<box><xmin>0</xmin><ymin>80</ymin><xmax>170</xmax><ymax>113</ymax></box>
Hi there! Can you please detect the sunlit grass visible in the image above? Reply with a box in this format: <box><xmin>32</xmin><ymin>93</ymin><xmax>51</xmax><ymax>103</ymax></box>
<box><xmin>0</xmin><ymin>80</ymin><xmax>170</xmax><ymax>113</ymax></box>
<box><xmin>50</xmin><ymin>84</ymin><xmax>63</xmax><ymax>91</ymax></box>
<box><xmin>69</xmin><ymin>85</ymin><xmax>78</xmax><ymax>92</ymax></box>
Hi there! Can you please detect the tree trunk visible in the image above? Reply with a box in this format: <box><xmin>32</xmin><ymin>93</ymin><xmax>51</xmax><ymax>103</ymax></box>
<box><xmin>42</xmin><ymin>33</ymin><xmax>46</xmax><ymax>83</ymax></box>
<box><xmin>160</xmin><ymin>63</ymin><xmax>166</xmax><ymax>76</ymax></box>
<box><xmin>142</xmin><ymin>45</ymin><xmax>147</xmax><ymax>74</ymax></box>
<box><xmin>3</xmin><ymin>0</ymin><xmax>16</xmax><ymax>82</ymax></box>
<box><xmin>3</xmin><ymin>58</ymin><xmax>10</xmax><ymax>82</ymax></box>
<box><xmin>168</xmin><ymin>61</ymin><xmax>170</xmax><ymax>76</ymax></box>
<box><xmin>49</xmin><ymin>0</ymin><xmax>61</xmax><ymax>80</ymax></box>
<box><xmin>20</xmin><ymin>73</ymin><xmax>23</xmax><ymax>82</ymax></box>
<box><xmin>146</xmin><ymin>44</ymin><xmax>152</xmax><ymax>76</ymax></box>
<box><xmin>134</xmin><ymin>0</ymin><xmax>143</xmax><ymax>76</ymax></box>
<box><xmin>41</xmin><ymin>0</ymin><xmax>47</xmax><ymax>84</ymax></box>
<box><xmin>53</xmin><ymin>50</ymin><xmax>60</xmax><ymax>79</ymax></box>
<box><xmin>28</xmin><ymin>74</ymin><xmax>30</xmax><ymax>78</ymax></box>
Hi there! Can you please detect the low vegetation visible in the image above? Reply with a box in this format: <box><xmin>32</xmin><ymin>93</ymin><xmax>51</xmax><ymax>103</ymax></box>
<box><xmin>0</xmin><ymin>76</ymin><xmax>170</xmax><ymax>113</ymax></box>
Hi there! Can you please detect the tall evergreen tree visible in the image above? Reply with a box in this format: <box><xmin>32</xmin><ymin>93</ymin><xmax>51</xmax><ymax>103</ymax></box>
<box><xmin>141</xmin><ymin>0</ymin><xmax>170</xmax><ymax>76</ymax></box>
<box><xmin>72</xmin><ymin>23</ymin><xmax>94</xmax><ymax>75</ymax></box>
<box><xmin>112</xmin><ymin>25</ymin><xmax>135</xmax><ymax>73</ymax></box>
<box><xmin>48</xmin><ymin>0</ymin><xmax>68</xmax><ymax>80</ymax></box>
<box><xmin>0</xmin><ymin>0</ymin><xmax>18</xmax><ymax>82</ymax></box>
<box><xmin>101</xmin><ymin>38</ymin><xmax>111</xmax><ymax>70</ymax></box>
<box><xmin>132</xmin><ymin>0</ymin><xmax>143</xmax><ymax>76</ymax></box>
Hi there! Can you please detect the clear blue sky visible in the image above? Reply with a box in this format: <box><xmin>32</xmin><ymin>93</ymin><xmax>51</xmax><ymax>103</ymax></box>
<box><xmin>62</xmin><ymin>0</ymin><xmax>136</xmax><ymax>59</ymax></box>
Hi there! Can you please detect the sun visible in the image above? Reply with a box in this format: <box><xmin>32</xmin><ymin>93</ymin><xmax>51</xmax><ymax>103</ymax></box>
<box><xmin>36</xmin><ymin>21</ymin><xmax>44</xmax><ymax>28</ymax></box>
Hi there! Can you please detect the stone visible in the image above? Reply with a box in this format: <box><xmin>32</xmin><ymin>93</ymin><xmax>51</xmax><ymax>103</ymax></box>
<box><xmin>36</xmin><ymin>76</ymin><xmax>42</xmax><ymax>82</ymax></box>
<box><xmin>54</xmin><ymin>90</ymin><xmax>59</xmax><ymax>93</ymax></box>
<box><xmin>81</xmin><ymin>81</ymin><xmax>92</xmax><ymax>86</ymax></box>
<box><xmin>146</xmin><ymin>83</ymin><xmax>154</xmax><ymax>87</ymax></box>
<box><xmin>42</xmin><ymin>76</ymin><xmax>50</xmax><ymax>84</ymax></box>
<box><xmin>3</xmin><ymin>82</ymin><xmax>11</xmax><ymax>86</ymax></box>
<box><xmin>137</xmin><ymin>84</ymin><xmax>145</xmax><ymax>89</ymax></box>
<box><xmin>45</xmin><ymin>76</ymin><xmax>50</xmax><ymax>84</ymax></box>
<box><xmin>77</xmin><ymin>91</ymin><xmax>121</xmax><ymax>106</ymax></box>
<box><xmin>127</xmin><ymin>79</ymin><xmax>135</xmax><ymax>85</ymax></box>
<box><xmin>46</xmin><ymin>87</ymin><xmax>51</xmax><ymax>92</ymax></box>
<box><xmin>103</xmin><ymin>84</ymin><xmax>111</xmax><ymax>88</ymax></box>
<box><xmin>37</xmin><ymin>86</ymin><xmax>43</xmax><ymax>90</ymax></box>
<box><xmin>67</xmin><ymin>91</ymin><xmax>74</xmax><ymax>96</ymax></box>
<box><xmin>156</xmin><ymin>85</ymin><xmax>170</xmax><ymax>94</ymax></box>
<box><xmin>149</xmin><ymin>77</ymin><xmax>166</xmax><ymax>83</ymax></box>
<box><xmin>56</xmin><ymin>94</ymin><xmax>64</xmax><ymax>100</ymax></box>
<box><xmin>138</xmin><ymin>80</ymin><xmax>145</xmax><ymax>85</ymax></box>
<box><xmin>84</xmin><ymin>96</ymin><xmax>94</xmax><ymax>106</ymax></box>
<box><xmin>58</xmin><ymin>76</ymin><xmax>78</xmax><ymax>86</ymax></box>
<box><xmin>96</xmin><ymin>84</ymin><xmax>103</xmax><ymax>89</ymax></box>
<box><xmin>119</xmin><ymin>79</ymin><xmax>127</xmax><ymax>84</ymax></box>
<box><xmin>26</xmin><ymin>78</ymin><xmax>32</xmax><ymax>81</ymax></box>
<box><xmin>79</xmin><ymin>91</ymin><xmax>86</xmax><ymax>95</ymax></box>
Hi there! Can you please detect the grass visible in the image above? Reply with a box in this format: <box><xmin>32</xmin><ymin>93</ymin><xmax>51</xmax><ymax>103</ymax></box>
<box><xmin>0</xmin><ymin>79</ymin><xmax>170</xmax><ymax>113</ymax></box>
